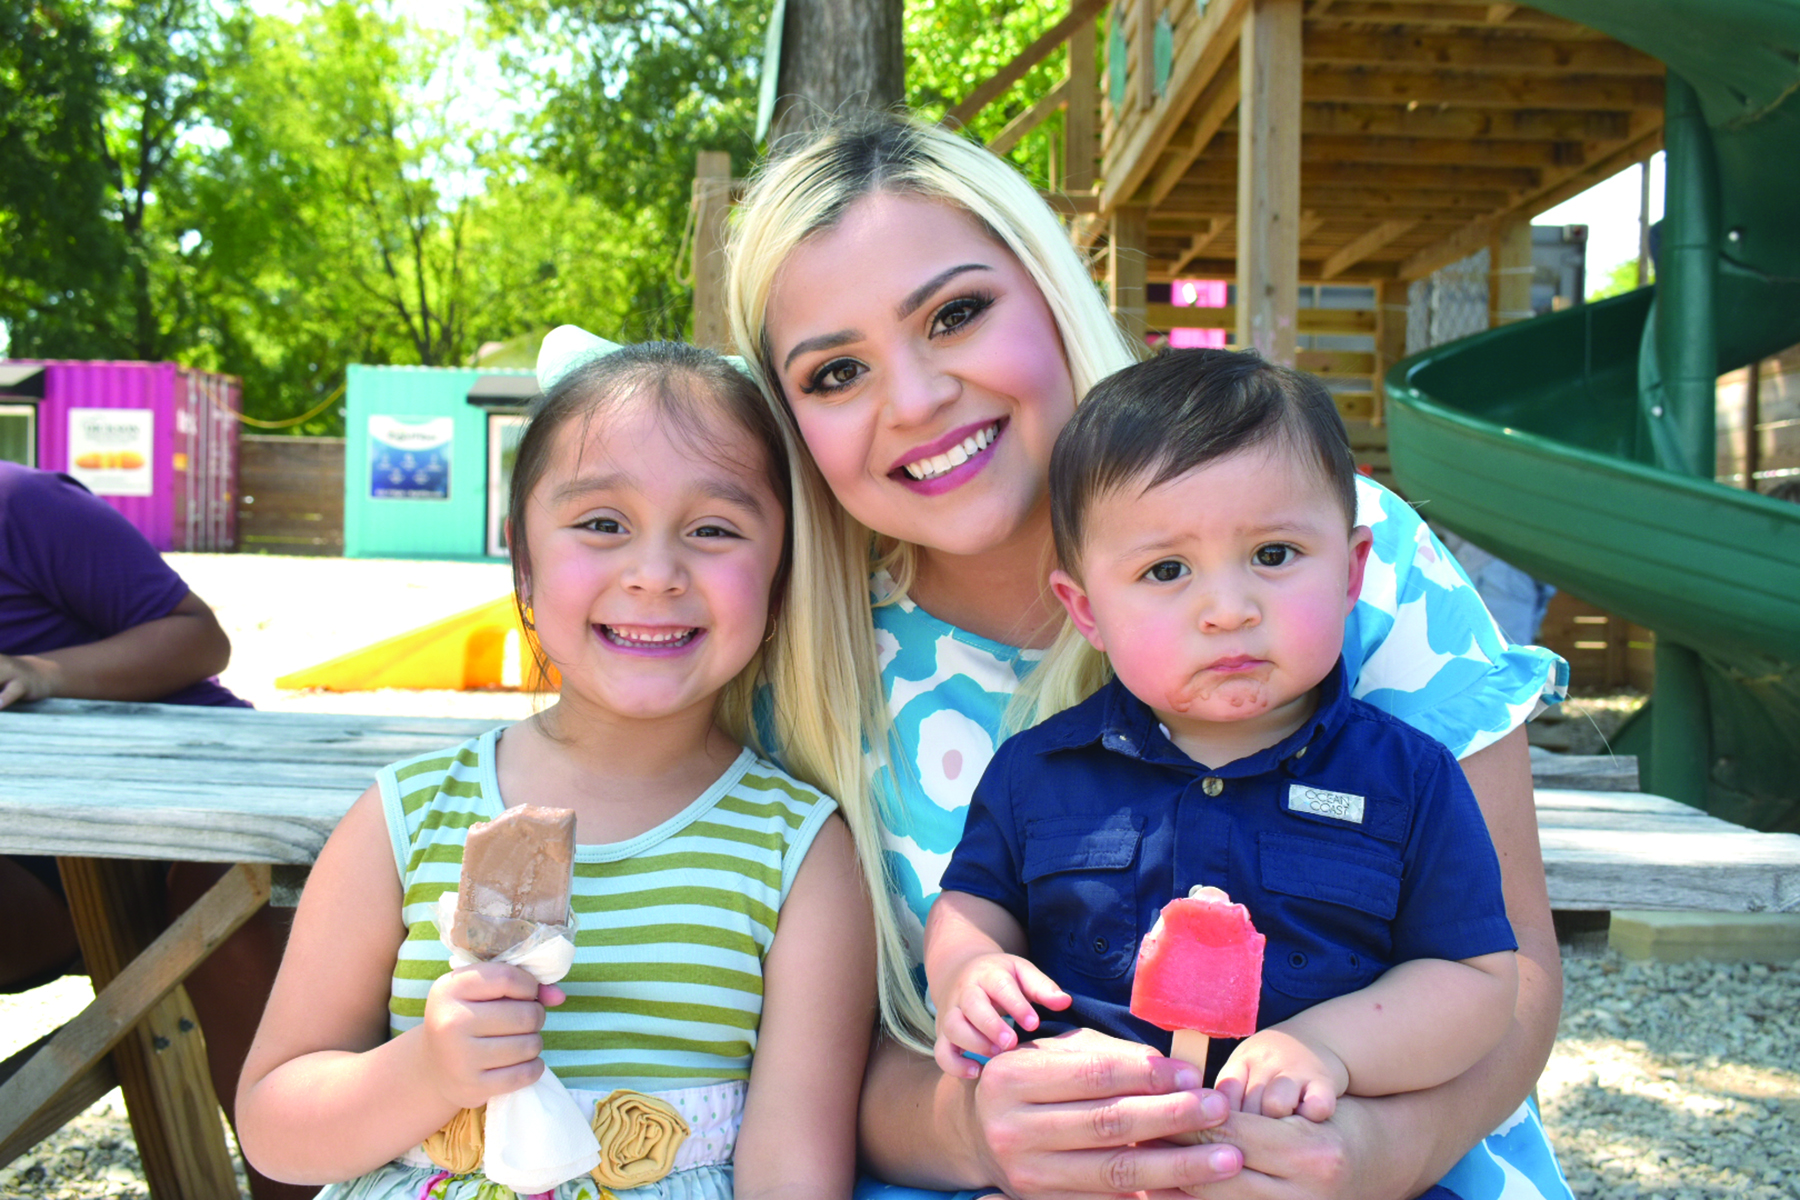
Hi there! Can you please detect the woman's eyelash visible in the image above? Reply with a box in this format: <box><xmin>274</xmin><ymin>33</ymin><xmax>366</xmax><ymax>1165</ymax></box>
<box><xmin>799</xmin><ymin>358</ymin><xmax>862</xmax><ymax>396</ymax></box>
<box><xmin>794</xmin><ymin>289</ymin><xmax>997</xmax><ymax>395</ymax></box>
<box><xmin>933</xmin><ymin>291</ymin><xmax>996</xmax><ymax>334</ymax></box>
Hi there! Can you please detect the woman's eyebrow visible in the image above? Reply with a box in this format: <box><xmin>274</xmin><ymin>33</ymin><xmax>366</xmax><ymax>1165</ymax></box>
<box><xmin>783</xmin><ymin>329</ymin><xmax>859</xmax><ymax>372</ymax></box>
<box><xmin>897</xmin><ymin>263</ymin><xmax>990</xmax><ymax>320</ymax></box>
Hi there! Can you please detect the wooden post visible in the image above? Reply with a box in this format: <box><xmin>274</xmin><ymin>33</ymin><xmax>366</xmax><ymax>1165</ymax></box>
<box><xmin>692</xmin><ymin>152</ymin><xmax>733</xmax><ymax>354</ymax></box>
<box><xmin>1745</xmin><ymin>358</ymin><xmax>1762</xmax><ymax>490</ymax></box>
<box><xmin>1236</xmin><ymin>0</ymin><xmax>1301</xmax><ymax>365</ymax></box>
<box><xmin>1492</xmin><ymin>219</ymin><xmax>1535</xmax><ymax>326</ymax></box>
<box><xmin>1110</xmin><ymin>206</ymin><xmax>1149</xmax><ymax>342</ymax></box>
<box><xmin>1065</xmin><ymin>9</ymin><xmax>1097</xmax><ymax>193</ymax></box>
<box><xmin>56</xmin><ymin>859</ymin><xmax>240</xmax><ymax>1200</ymax></box>
<box><xmin>1373</xmin><ymin>279</ymin><xmax>1410</xmax><ymax>425</ymax></box>
<box><xmin>1136</xmin><ymin>0</ymin><xmax>1156</xmax><ymax>110</ymax></box>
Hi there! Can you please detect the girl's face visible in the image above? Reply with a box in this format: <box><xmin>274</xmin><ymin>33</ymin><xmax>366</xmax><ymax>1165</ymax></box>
<box><xmin>763</xmin><ymin>192</ymin><xmax>1077</xmax><ymax>559</ymax></box>
<box><xmin>520</xmin><ymin>392</ymin><xmax>786</xmax><ymax>725</ymax></box>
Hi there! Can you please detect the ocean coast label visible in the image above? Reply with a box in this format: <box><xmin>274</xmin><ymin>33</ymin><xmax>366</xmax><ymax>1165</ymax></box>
<box><xmin>68</xmin><ymin>408</ymin><xmax>154</xmax><ymax>497</ymax></box>
<box><xmin>1287</xmin><ymin>784</ymin><xmax>1365</xmax><ymax>825</ymax></box>
<box><xmin>369</xmin><ymin>415</ymin><xmax>452</xmax><ymax>500</ymax></box>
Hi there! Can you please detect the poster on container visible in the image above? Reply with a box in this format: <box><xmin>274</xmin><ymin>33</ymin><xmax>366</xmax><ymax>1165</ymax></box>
<box><xmin>68</xmin><ymin>408</ymin><xmax>155</xmax><ymax>496</ymax></box>
<box><xmin>369</xmin><ymin>415</ymin><xmax>452</xmax><ymax>500</ymax></box>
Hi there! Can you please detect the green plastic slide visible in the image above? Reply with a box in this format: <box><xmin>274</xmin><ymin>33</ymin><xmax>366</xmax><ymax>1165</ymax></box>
<box><xmin>1385</xmin><ymin>1</ymin><xmax>1800</xmax><ymax>831</ymax></box>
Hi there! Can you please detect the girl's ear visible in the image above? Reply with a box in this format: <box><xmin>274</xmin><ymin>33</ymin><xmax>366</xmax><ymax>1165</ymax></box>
<box><xmin>1049</xmin><ymin>568</ymin><xmax>1106</xmax><ymax>653</ymax></box>
<box><xmin>1346</xmin><ymin>525</ymin><xmax>1374</xmax><ymax>611</ymax></box>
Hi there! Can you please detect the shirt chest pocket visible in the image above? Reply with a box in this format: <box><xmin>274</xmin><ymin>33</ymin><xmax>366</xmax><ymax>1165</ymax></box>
<box><xmin>1021</xmin><ymin>817</ymin><xmax>1141</xmax><ymax>981</ymax></box>
<box><xmin>1258</xmin><ymin>831</ymin><xmax>1400</xmax><ymax>1001</ymax></box>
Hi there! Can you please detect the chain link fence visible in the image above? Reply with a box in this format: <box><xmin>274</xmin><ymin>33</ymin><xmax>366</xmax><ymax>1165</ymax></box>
<box><xmin>1406</xmin><ymin>247</ymin><xmax>1491</xmax><ymax>355</ymax></box>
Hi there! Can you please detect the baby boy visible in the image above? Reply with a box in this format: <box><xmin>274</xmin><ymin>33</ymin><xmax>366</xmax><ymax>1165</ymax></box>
<box><xmin>926</xmin><ymin>349</ymin><xmax>1520</xmax><ymax>1121</ymax></box>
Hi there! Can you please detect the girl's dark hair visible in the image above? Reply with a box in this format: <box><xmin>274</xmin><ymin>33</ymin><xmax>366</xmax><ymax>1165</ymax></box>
<box><xmin>505</xmin><ymin>342</ymin><xmax>793</xmax><ymax>661</ymax></box>
<box><xmin>1049</xmin><ymin>348</ymin><xmax>1359</xmax><ymax>574</ymax></box>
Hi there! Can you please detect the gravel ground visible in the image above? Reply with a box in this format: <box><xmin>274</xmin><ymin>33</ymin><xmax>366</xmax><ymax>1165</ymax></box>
<box><xmin>3</xmin><ymin>553</ymin><xmax>1793</xmax><ymax>1199</ymax></box>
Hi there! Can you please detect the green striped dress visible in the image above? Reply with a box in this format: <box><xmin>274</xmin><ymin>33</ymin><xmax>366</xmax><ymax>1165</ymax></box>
<box><xmin>335</xmin><ymin>727</ymin><xmax>837</xmax><ymax>1200</ymax></box>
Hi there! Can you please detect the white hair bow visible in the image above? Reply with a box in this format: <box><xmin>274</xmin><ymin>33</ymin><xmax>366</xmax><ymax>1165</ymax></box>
<box><xmin>535</xmin><ymin>325</ymin><xmax>760</xmax><ymax>394</ymax></box>
<box><xmin>536</xmin><ymin>324</ymin><xmax>623</xmax><ymax>392</ymax></box>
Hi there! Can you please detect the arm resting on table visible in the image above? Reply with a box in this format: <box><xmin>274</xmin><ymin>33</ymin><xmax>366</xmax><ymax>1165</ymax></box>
<box><xmin>0</xmin><ymin>592</ymin><xmax>231</xmax><ymax>708</ymax></box>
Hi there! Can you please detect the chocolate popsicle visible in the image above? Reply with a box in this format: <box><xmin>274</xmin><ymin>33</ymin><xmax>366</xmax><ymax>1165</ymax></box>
<box><xmin>452</xmin><ymin>805</ymin><xmax>577</xmax><ymax>958</ymax></box>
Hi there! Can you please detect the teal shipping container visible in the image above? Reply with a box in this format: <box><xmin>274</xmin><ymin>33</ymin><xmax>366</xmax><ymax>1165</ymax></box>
<box><xmin>344</xmin><ymin>365</ymin><xmax>538</xmax><ymax>560</ymax></box>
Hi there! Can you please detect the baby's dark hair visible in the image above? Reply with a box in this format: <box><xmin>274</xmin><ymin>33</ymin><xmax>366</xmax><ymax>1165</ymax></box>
<box><xmin>1050</xmin><ymin>348</ymin><xmax>1358</xmax><ymax>574</ymax></box>
<box><xmin>506</xmin><ymin>342</ymin><xmax>792</xmax><ymax>628</ymax></box>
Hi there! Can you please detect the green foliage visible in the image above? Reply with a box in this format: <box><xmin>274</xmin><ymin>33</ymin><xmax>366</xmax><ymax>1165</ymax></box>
<box><xmin>905</xmin><ymin>0</ymin><xmax>1075</xmax><ymax>188</ymax></box>
<box><xmin>1</xmin><ymin>0</ymin><xmax>657</xmax><ymax>434</ymax></box>
<box><xmin>483</xmin><ymin>0</ymin><xmax>769</xmax><ymax>342</ymax></box>
<box><xmin>0</xmin><ymin>0</ymin><xmax>233</xmax><ymax>361</ymax></box>
<box><xmin>1</xmin><ymin>0</ymin><xmax>1095</xmax><ymax>436</ymax></box>
<box><xmin>1589</xmin><ymin>256</ymin><xmax>1652</xmax><ymax>301</ymax></box>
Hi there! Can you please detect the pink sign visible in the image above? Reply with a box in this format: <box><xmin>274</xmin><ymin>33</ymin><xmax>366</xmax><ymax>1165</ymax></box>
<box><xmin>1165</xmin><ymin>278</ymin><xmax>1229</xmax><ymax>350</ymax></box>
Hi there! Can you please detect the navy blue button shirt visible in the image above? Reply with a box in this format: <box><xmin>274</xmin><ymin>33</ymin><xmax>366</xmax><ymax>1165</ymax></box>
<box><xmin>938</xmin><ymin>660</ymin><xmax>1517</xmax><ymax>1078</ymax></box>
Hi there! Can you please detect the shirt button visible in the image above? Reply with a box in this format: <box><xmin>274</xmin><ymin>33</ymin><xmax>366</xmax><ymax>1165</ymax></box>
<box><xmin>1202</xmin><ymin>776</ymin><xmax>1224</xmax><ymax>796</ymax></box>
<box><xmin>1295</xmin><ymin>745</ymin><xmax>1308</xmax><ymax>758</ymax></box>
<box><xmin>1092</xmin><ymin>936</ymin><xmax>1110</xmax><ymax>954</ymax></box>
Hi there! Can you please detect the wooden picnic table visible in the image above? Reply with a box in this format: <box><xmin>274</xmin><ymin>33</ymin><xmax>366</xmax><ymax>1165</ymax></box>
<box><xmin>2</xmin><ymin>699</ymin><xmax>1798</xmax><ymax>1199</ymax></box>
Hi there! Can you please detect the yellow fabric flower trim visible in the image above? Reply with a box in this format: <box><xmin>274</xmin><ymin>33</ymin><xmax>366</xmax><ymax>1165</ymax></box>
<box><xmin>422</xmin><ymin>1105</ymin><xmax>486</xmax><ymax>1175</ymax></box>
<box><xmin>589</xmin><ymin>1090</ymin><xmax>690</xmax><ymax>1188</ymax></box>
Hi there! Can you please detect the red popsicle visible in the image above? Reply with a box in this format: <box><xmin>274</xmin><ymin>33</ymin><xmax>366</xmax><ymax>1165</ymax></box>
<box><xmin>1130</xmin><ymin>886</ymin><xmax>1264</xmax><ymax>1096</ymax></box>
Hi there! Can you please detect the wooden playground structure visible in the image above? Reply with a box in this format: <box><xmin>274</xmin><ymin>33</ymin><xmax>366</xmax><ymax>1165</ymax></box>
<box><xmin>692</xmin><ymin>0</ymin><xmax>1666</xmax><ymax>429</ymax></box>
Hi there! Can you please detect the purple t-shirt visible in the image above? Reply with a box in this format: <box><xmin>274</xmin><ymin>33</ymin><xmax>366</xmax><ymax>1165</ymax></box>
<box><xmin>0</xmin><ymin>462</ymin><xmax>247</xmax><ymax>707</ymax></box>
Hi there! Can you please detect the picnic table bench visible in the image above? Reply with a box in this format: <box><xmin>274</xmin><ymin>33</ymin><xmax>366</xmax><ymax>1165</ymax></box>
<box><xmin>2</xmin><ymin>699</ymin><xmax>1798</xmax><ymax>1199</ymax></box>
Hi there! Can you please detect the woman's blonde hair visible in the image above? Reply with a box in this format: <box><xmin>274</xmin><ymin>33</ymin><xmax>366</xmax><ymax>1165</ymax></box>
<box><xmin>725</xmin><ymin>110</ymin><xmax>1136</xmax><ymax>1048</ymax></box>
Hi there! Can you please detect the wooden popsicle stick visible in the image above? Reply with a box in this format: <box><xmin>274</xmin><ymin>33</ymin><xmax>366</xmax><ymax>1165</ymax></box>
<box><xmin>1164</xmin><ymin>1029</ymin><xmax>1212</xmax><ymax>1146</ymax></box>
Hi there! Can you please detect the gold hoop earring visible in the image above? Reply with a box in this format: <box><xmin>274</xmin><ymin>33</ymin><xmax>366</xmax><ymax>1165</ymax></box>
<box><xmin>522</xmin><ymin>606</ymin><xmax>536</xmax><ymax>631</ymax></box>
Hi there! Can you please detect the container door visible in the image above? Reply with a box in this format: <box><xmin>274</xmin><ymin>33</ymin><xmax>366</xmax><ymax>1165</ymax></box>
<box><xmin>0</xmin><ymin>404</ymin><xmax>35</xmax><ymax>466</ymax></box>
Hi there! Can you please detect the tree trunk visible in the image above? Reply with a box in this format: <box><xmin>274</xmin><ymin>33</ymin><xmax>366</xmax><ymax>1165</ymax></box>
<box><xmin>769</xmin><ymin>0</ymin><xmax>904</xmax><ymax>141</ymax></box>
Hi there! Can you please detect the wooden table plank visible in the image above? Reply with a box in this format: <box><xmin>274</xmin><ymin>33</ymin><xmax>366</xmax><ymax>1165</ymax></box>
<box><xmin>1540</xmin><ymin>827</ymin><xmax>1800</xmax><ymax>913</ymax></box>
<box><xmin>3</xmin><ymin>705</ymin><xmax>1798</xmax><ymax>916</ymax></box>
<box><xmin>15</xmin><ymin>696</ymin><xmax>503</xmax><ymax>735</ymax></box>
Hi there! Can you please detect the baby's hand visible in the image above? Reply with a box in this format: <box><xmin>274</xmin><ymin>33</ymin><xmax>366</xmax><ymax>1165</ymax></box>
<box><xmin>933</xmin><ymin>953</ymin><xmax>1070</xmax><ymax>1079</ymax></box>
<box><xmin>1214</xmin><ymin>1027</ymin><xmax>1348</xmax><ymax>1122</ymax></box>
<box><xmin>419</xmin><ymin>962</ymin><xmax>563</xmax><ymax>1109</ymax></box>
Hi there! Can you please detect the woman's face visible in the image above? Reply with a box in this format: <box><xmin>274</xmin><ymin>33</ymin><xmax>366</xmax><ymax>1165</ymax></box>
<box><xmin>763</xmin><ymin>192</ymin><xmax>1077</xmax><ymax>559</ymax></box>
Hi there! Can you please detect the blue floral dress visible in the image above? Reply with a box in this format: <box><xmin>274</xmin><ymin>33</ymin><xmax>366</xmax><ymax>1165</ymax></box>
<box><xmin>863</xmin><ymin>476</ymin><xmax>1573</xmax><ymax>1200</ymax></box>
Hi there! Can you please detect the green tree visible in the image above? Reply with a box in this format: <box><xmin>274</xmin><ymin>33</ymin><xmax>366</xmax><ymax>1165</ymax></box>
<box><xmin>0</xmin><ymin>0</ymin><xmax>232</xmax><ymax>360</ymax></box>
<box><xmin>906</xmin><ymin>0</ymin><xmax>1072</xmax><ymax>184</ymax></box>
<box><xmin>187</xmin><ymin>1</ymin><xmax>649</xmax><ymax>429</ymax></box>
<box><xmin>483</xmin><ymin>0</ymin><xmax>768</xmax><ymax>341</ymax></box>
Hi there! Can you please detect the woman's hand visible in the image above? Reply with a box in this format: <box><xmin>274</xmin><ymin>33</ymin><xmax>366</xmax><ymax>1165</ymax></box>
<box><xmin>419</xmin><ymin>961</ymin><xmax>555</xmax><ymax>1110</ymax></box>
<box><xmin>968</xmin><ymin>1028</ymin><xmax>1244</xmax><ymax>1200</ymax></box>
<box><xmin>1177</xmin><ymin>1097</ymin><xmax>1379</xmax><ymax>1200</ymax></box>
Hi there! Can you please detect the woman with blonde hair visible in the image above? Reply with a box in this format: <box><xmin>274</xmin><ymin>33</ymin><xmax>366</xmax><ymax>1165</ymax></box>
<box><xmin>712</xmin><ymin>111</ymin><xmax>1571</xmax><ymax>1200</ymax></box>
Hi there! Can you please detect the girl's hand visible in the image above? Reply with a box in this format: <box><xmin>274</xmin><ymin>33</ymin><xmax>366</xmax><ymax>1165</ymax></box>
<box><xmin>970</xmin><ymin>1028</ymin><xmax>1243</xmax><ymax>1200</ymax></box>
<box><xmin>420</xmin><ymin>962</ymin><xmax>556</xmax><ymax>1109</ymax></box>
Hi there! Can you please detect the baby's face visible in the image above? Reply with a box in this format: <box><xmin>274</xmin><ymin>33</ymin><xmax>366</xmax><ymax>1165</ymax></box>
<box><xmin>1051</xmin><ymin>442</ymin><xmax>1372</xmax><ymax>758</ymax></box>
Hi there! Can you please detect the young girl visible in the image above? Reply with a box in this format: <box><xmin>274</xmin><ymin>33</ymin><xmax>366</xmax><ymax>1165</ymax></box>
<box><xmin>236</xmin><ymin>341</ymin><xmax>879</xmax><ymax>1200</ymax></box>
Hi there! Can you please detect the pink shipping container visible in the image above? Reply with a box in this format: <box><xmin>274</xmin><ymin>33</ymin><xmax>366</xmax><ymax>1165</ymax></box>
<box><xmin>16</xmin><ymin>360</ymin><xmax>240</xmax><ymax>551</ymax></box>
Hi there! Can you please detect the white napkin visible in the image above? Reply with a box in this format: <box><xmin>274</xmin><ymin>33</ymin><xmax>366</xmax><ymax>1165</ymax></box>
<box><xmin>433</xmin><ymin>892</ymin><xmax>601</xmax><ymax>1193</ymax></box>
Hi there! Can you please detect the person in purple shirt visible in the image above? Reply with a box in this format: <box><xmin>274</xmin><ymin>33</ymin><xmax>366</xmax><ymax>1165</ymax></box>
<box><xmin>0</xmin><ymin>461</ymin><xmax>244</xmax><ymax>709</ymax></box>
<box><xmin>0</xmin><ymin>461</ymin><xmax>310</xmax><ymax>1200</ymax></box>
